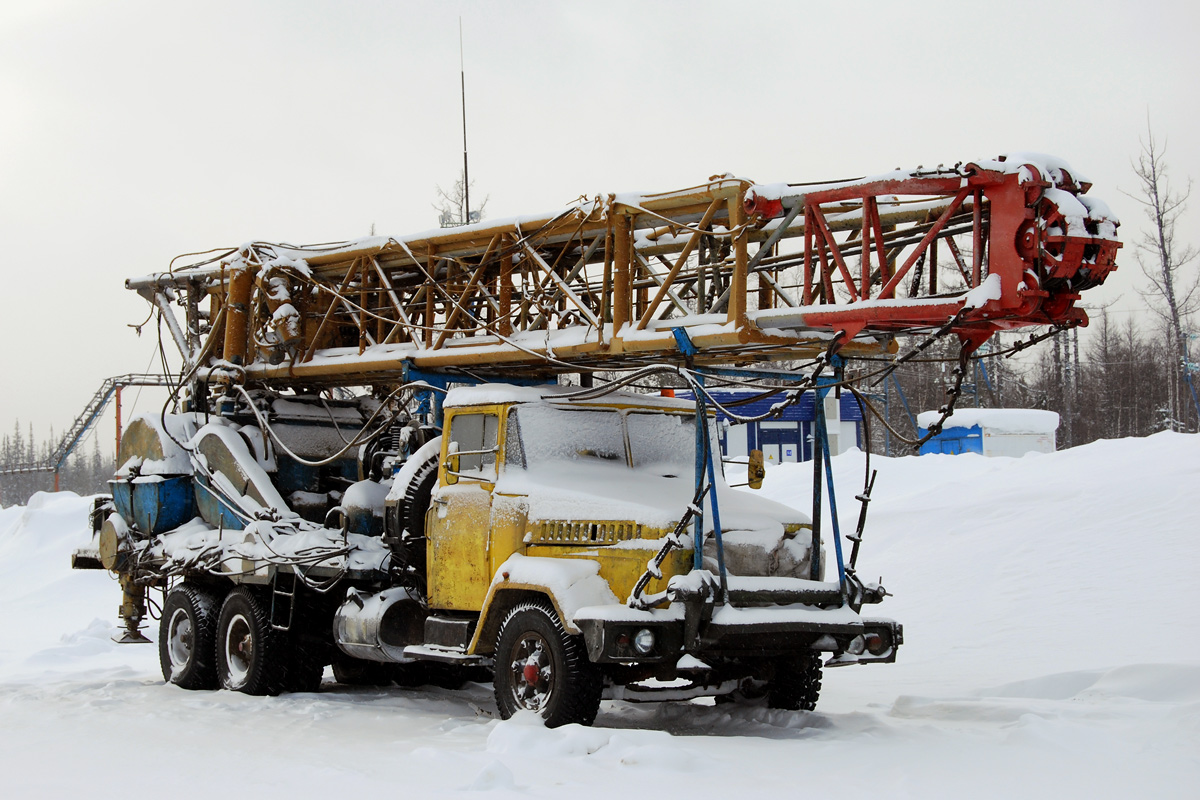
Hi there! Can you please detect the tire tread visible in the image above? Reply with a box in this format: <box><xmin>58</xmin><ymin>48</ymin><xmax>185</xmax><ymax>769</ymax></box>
<box><xmin>159</xmin><ymin>583</ymin><xmax>223</xmax><ymax>690</ymax></box>
<box><xmin>216</xmin><ymin>587</ymin><xmax>288</xmax><ymax>696</ymax></box>
<box><xmin>493</xmin><ymin>601</ymin><xmax>602</xmax><ymax>727</ymax></box>
<box><xmin>768</xmin><ymin>651</ymin><xmax>823</xmax><ymax>711</ymax></box>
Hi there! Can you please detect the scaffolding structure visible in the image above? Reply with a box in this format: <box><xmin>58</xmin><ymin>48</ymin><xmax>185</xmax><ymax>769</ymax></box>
<box><xmin>0</xmin><ymin>373</ymin><xmax>174</xmax><ymax>489</ymax></box>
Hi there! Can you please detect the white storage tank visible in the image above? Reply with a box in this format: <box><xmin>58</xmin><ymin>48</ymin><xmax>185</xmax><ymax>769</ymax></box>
<box><xmin>917</xmin><ymin>408</ymin><xmax>1059</xmax><ymax>457</ymax></box>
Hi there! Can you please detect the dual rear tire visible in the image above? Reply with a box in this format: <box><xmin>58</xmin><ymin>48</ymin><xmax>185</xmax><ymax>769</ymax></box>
<box><xmin>159</xmin><ymin>583</ymin><xmax>321</xmax><ymax>695</ymax></box>
<box><xmin>214</xmin><ymin>588</ymin><xmax>288</xmax><ymax>695</ymax></box>
<box><xmin>159</xmin><ymin>584</ymin><xmax>221</xmax><ymax>689</ymax></box>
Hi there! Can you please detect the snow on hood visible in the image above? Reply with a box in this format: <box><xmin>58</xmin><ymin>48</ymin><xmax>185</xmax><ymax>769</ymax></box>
<box><xmin>493</xmin><ymin>459</ymin><xmax>808</xmax><ymax>534</ymax></box>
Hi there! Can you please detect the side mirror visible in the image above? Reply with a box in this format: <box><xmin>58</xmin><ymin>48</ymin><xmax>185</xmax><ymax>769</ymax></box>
<box><xmin>445</xmin><ymin>442</ymin><xmax>460</xmax><ymax>485</ymax></box>
<box><xmin>747</xmin><ymin>450</ymin><xmax>766</xmax><ymax>490</ymax></box>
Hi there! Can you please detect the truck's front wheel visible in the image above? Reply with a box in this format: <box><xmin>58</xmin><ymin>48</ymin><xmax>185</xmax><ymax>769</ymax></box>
<box><xmin>493</xmin><ymin>602</ymin><xmax>602</xmax><ymax>728</ymax></box>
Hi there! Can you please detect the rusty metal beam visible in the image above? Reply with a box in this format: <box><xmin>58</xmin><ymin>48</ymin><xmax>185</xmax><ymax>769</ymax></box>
<box><xmin>636</xmin><ymin>198</ymin><xmax>721</xmax><ymax>330</ymax></box>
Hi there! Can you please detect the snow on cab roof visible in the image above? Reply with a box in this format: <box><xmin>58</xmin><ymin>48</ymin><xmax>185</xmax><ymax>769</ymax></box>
<box><xmin>443</xmin><ymin>383</ymin><xmax>696</xmax><ymax>411</ymax></box>
<box><xmin>917</xmin><ymin>408</ymin><xmax>1060</xmax><ymax>434</ymax></box>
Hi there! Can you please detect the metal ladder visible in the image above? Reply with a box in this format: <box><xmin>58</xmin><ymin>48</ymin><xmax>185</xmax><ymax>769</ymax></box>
<box><xmin>270</xmin><ymin>569</ymin><xmax>297</xmax><ymax>632</ymax></box>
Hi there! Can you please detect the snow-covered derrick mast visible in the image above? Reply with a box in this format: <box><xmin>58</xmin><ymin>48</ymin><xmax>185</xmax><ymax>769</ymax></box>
<box><xmin>744</xmin><ymin>153</ymin><xmax>1120</xmax><ymax>350</ymax></box>
<box><xmin>130</xmin><ymin>153</ymin><xmax>1117</xmax><ymax>394</ymax></box>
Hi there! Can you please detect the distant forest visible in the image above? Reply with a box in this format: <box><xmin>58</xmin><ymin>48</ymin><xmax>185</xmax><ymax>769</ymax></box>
<box><xmin>0</xmin><ymin>426</ymin><xmax>115</xmax><ymax>507</ymax></box>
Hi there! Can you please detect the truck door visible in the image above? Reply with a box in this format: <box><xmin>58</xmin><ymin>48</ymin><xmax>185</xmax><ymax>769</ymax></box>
<box><xmin>427</xmin><ymin>409</ymin><xmax>501</xmax><ymax>612</ymax></box>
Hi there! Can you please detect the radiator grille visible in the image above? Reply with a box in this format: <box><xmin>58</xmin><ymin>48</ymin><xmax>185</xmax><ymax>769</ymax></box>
<box><xmin>531</xmin><ymin>520</ymin><xmax>643</xmax><ymax>545</ymax></box>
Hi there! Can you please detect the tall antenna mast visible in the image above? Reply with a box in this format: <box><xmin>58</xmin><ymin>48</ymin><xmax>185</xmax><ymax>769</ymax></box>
<box><xmin>459</xmin><ymin>17</ymin><xmax>470</xmax><ymax>225</ymax></box>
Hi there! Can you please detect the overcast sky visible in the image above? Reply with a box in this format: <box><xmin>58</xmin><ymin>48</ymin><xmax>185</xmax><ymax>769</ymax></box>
<box><xmin>2</xmin><ymin>0</ymin><xmax>1197</xmax><ymax>454</ymax></box>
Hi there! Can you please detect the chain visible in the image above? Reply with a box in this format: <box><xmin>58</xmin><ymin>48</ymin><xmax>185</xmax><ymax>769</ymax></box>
<box><xmin>853</xmin><ymin>321</ymin><xmax>1077</xmax><ymax>449</ymax></box>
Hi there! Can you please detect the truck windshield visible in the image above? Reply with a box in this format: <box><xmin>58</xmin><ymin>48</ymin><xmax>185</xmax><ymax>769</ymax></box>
<box><xmin>510</xmin><ymin>406</ymin><xmax>627</xmax><ymax>467</ymax></box>
<box><xmin>626</xmin><ymin>412</ymin><xmax>697</xmax><ymax>472</ymax></box>
<box><xmin>507</xmin><ymin>405</ymin><xmax>710</xmax><ymax>474</ymax></box>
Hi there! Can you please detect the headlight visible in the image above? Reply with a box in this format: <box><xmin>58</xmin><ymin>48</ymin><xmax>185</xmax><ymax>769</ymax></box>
<box><xmin>633</xmin><ymin>628</ymin><xmax>655</xmax><ymax>655</ymax></box>
<box><xmin>864</xmin><ymin>631</ymin><xmax>890</xmax><ymax>656</ymax></box>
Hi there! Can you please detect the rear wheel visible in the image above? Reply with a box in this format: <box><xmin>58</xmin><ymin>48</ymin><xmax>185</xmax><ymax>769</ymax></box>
<box><xmin>493</xmin><ymin>602</ymin><xmax>602</xmax><ymax>728</ymax></box>
<box><xmin>159</xmin><ymin>583</ymin><xmax>222</xmax><ymax>690</ymax></box>
<box><xmin>216</xmin><ymin>588</ymin><xmax>286</xmax><ymax>695</ymax></box>
<box><xmin>768</xmin><ymin>651</ymin><xmax>823</xmax><ymax>711</ymax></box>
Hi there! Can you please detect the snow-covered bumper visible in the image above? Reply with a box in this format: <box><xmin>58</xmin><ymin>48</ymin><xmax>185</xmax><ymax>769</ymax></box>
<box><xmin>573</xmin><ymin>577</ymin><xmax>902</xmax><ymax>666</ymax></box>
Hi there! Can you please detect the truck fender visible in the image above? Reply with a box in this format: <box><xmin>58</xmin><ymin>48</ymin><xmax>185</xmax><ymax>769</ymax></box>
<box><xmin>467</xmin><ymin>554</ymin><xmax>619</xmax><ymax>654</ymax></box>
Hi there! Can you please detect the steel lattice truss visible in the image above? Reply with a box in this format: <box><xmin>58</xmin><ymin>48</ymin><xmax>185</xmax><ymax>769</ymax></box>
<box><xmin>132</xmin><ymin>154</ymin><xmax>1119</xmax><ymax>389</ymax></box>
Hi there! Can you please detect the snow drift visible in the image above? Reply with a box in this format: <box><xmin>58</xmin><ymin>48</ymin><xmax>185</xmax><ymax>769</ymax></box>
<box><xmin>0</xmin><ymin>432</ymin><xmax>1196</xmax><ymax>798</ymax></box>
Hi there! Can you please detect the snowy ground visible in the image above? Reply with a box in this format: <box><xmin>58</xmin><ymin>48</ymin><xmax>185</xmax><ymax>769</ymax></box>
<box><xmin>1</xmin><ymin>432</ymin><xmax>1197</xmax><ymax>798</ymax></box>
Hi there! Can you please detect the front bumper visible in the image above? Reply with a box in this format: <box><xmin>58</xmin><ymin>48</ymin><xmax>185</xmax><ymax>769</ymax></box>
<box><xmin>574</xmin><ymin>601</ymin><xmax>901</xmax><ymax>666</ymax></box>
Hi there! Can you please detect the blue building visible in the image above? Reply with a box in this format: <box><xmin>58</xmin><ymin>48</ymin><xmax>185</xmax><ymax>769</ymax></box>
<box><xmin>679</xmin><ymin>389</ymin><xmax>864</xmax><ymax>464</ymax></box>
<box><xmin>917</xmin><ymin>408</ymin><xmax>1058</xmax><ymax>457</ymax></box>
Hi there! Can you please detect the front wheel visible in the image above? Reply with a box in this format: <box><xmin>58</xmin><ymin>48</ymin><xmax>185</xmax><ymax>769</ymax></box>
<box><xmin>159</xmin><ymin>583</ymin><xmax>223</xmax><ymax>689</ymax></box>
<box><xmin>493</xmin><ymin>602</ymin><xmax>602</xmax><ymax>728</ymax></box>
<box><xmin>768</xmin><ymin>651</ymin><xmax>823</xmax><ymax>711</ymax></box>
<box><xmin>215</xmin><ymin>588</ymin><xmax>286</xmax><ymax>695</ymax></box>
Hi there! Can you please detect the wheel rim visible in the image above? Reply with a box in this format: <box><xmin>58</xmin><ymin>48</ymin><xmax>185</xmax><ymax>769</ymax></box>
<box><xmin>507</xmin><ymin>631</ymin><xmax>554</xmax><ymax>712</ymax></box>
<box><xmin>224</xmin><ymin>612</ymin><xmax>253</xmax><ymax>688</ymax></box>
<box><xmin>166</xmin><ymin>607</ymin><xmax>193</xmax><ymax>675</ymax></box>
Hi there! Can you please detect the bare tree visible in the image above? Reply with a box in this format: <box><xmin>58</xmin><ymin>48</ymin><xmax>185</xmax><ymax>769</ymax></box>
<box><xmin>434</xmin><ymin>170</ymin><xmax>488</xmax><ymax>228</ymax></box>
<box><xmin>1128</xmin><ymin>124</ymin><xmax>1200</xmax><ymax>429</ymax></box>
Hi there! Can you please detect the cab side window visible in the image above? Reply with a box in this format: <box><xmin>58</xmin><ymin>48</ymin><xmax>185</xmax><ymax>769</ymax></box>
<box><xmin>448</xmin><ymin>413</ymin><xmax>499</xmax><ymax>481</ymax></box>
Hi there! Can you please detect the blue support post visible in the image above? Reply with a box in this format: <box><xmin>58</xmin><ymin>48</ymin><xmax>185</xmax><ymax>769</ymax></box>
<box><xmin>703</xmin><ymin>411</ymin><xmax>729</xmax><ymax>599</ymax></box>
<box><xmin>809</xmin><ymin>403</ymin><xmax>824</xmax><ymax>581</ymax></box>
<box><xmin>814</xmin><ymin>357</ymin><xmax>849</xmax><ymax>600</ymax></box>
<box><xmin>883</xmin><ymin>381</ymin><xmax>892</xmax><ymax>456</ymax></box>
<box><xmin>685</xmin><ymin>377</ymin><xmax>730</xmax><ymax>597</ymax></box>
<box><xmin>692</xmin><ymin>379</ymin><xmax>707</xmax><ymax>572</ymax></box>
<box><xmin>670</xmin><ymin>328</ymin><xmax>710</xmax><ymax>573</ymax></box>
<box><xmin>889</xmin><ymin>372</ymin><xmax>918</xmax><ymax>434</ymax></box>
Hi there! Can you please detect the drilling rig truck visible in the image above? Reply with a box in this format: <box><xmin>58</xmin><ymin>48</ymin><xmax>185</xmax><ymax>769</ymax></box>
<box><xmin>73</xmin><ymin>154</ymin><xmax>1118</xmax><ymax>726</ymax></box>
